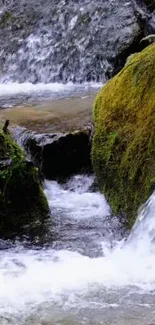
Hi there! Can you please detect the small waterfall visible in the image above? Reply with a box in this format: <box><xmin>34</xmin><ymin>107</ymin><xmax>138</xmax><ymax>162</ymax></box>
<box><xmin>126</xmin><ymin>191</ymin><xmax>155</xmax><ymax>254</ymax></box>
<box><xmin>0</xmin><ymin>0</ymin><xmax>141</xmax><ymax>84</ymax></box>
<box><xmin>0</xmin><ymin>176</ymin><xmax>155</xmax><ymax>324</ymax></box>
<box><xmin>1</xmin><ymin>1</ymin><xmax>155</xmax><ymax>323</ymax></box>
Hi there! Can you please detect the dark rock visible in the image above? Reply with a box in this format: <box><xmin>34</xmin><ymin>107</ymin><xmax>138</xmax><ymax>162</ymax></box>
<box><xmin>0</xmin><ymin>0</ymin><xmax>145</xmax><ymax>83</ymax></box>
<box><xmin>133</xmin><ymin>0</ymin><xmax>155</xmax><ymax>34</ymax></box>
<box><xmin>12</xmin><ymin>125</ymin><xmax>93</xmax><ymax>180</ymax></box>
<box><xmin>0</xmin><ymin>158</ymin><xmax>12</xmax><ymax>167</ymax></box>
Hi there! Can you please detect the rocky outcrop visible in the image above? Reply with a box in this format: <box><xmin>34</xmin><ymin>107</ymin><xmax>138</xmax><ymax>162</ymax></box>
<box><xmin>133</xmin><ymin>0</ymin><xmax>155</xmax><ymax>37</ymax></box>
<box><xmin>92</xmin><ymin>44</ymin><xmax>155</xmax><ymax>226</ymax></box>
<box><xmin>13</xmin><ymin>125</ymin><xmax>93</xmax><ymax>180</ymax></box>
<box><xmin>0</xmin><ymin>0</ymin><xmax>144</xmax><ymax>83</ymax></box>
<box><xmin>0</xmin><ymin>128</ymin><xmax>49</xmax><ymax>237</ymax></box>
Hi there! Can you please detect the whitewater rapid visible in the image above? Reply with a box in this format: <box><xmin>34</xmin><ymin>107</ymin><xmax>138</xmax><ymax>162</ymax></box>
<box><xmin>0</xmin><ymin>82</ymin><xmax>102</xmax><ymax>96</ymax></box>
<box><xmin>0</xmin><ymin>175</ymin><xmax>155</xmax><ymax>324</ymax></box>
<box><xmin>0</xmin><ymin>82</ymin><xmax>102</xmax><ymax>106</ymax></box>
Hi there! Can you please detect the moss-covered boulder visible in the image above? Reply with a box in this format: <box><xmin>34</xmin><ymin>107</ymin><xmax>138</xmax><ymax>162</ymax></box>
<box><xmin>0</xmin><ymin>129</ymin><xmax>49</xmax><ymax>236</ymax></box>
<box><xmin>92</xmin><ymin>44</ymin><xmax>155</xmax><ymax>227</ymax></box>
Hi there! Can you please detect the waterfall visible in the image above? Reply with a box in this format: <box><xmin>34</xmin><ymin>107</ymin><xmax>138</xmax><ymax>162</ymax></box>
<box><xmin>0</xmin><ymin>0</ymin><xmax>141</xmax><ymax>84</ymax></box>
<box><xmin>0</xmin><ymin>176</ymin><xmax>155</xmax><ymax>325</ymax></box>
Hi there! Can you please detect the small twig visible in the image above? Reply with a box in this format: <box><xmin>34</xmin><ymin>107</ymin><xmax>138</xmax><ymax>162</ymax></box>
<box><xmin>3</xmin><ymin>119</ymin><xmax>10</xmax><ymax>133</ymax></box>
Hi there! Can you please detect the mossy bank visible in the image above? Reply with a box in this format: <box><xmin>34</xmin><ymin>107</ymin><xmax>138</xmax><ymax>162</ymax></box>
<box><xmin>92</xmin><ymin>44</ymin><xmax>155</xmax><ymax>227</ymax></box>
<box><xmin>0</xmin><ymin>129</ymin><xmax>49</xmax><ymax>236</ymax></box>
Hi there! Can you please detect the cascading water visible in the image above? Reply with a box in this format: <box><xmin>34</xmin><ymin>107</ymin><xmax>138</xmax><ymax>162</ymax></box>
<box><xmin>1</xmin><ymin>1</ymin><xmax>155</xmax><ymax>324</ymax></box>
<box><xmin>0</xmin><ymin>0</ymin><xmax>150</xmax><ymax>106</ymax></box>
<box><xmin>0</xmin><ymin>0</ymin><xmax>140</xmax><ymax>84</ymax></box>
<box><xmin>0</xmin><ymin>0</ymin><xmax>144</xmax><ymax>108</ymax></box>
<box><xmin>0</xmin><ymin>175</ymin><xmax>155</xmax><ymax>325</ymax></box>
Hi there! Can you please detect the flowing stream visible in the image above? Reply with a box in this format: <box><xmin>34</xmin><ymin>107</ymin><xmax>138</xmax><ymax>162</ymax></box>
<box><xmin>0</xmin><ymin>1</ymin><xmax>155</xmax><ymax>324</ymax></box>
<box><xmin>0</xmin><ymin>175</ymin><xmax>155</xmax><ymax>325</ymax></box>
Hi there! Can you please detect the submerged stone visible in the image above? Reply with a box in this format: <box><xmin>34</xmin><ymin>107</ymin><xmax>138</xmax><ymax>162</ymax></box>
<box><xmin>92</xmin><ymin>44</ymin><xmax>155</xmax><ymax>227</ymax></box>
<box><xmin>0</xmin><ymin>129</ymin><xmax>49</xmax><ymax>237</ymax></box>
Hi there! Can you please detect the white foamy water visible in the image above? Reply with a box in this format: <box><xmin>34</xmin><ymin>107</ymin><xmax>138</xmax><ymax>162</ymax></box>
<box><xmin>0</xmin><ymin>82</ymin><xmax>102</xmax><ymax>97</ymax></box>
<box><xmin>44</xmin><ymin>175</ymin><xmax>110</xmax><ymax>220</ymax></box>
<box><xmin>0</xmin><ymin>81</ymin><xmax>102</xmax><ymax>107</ymax></box>
<box><xmin>0</xmin><ymin>175</ymin><xmax>155</xmax><ymax>324</ymax></box>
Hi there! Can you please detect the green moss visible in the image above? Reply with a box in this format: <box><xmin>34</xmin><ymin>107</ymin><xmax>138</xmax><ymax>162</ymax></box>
<box><xmin>0</xmin><ymin>11</ymin><xmax>25</xmax><ymax>30</ymax></box>
<box><xmin>78</xmin><ymin>13</ymin><xmax>91</xmax><ymax>25</ymax></box>
<box><xmin>0</xmin><ymin>129</ymin><xmax>49</xmax><ymax>236</ymax></box>
<box><xmin>92</xmin><ymin>44</ymin><xmax>155</xmax><ymax>227</ymax></box>
<box><xmin>0</xmin><ymin>11</ymin><xmax>13</xmax><ymax>27</ymax></box>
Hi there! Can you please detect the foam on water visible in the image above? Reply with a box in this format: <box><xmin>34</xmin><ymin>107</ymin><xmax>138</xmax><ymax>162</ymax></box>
<box><xmin>0</xmin><ymin>175</ymin><xmax>155</xmax><ymax>322</ymax></box>
<box><xmin>44</xmin><ymin>176</ymin><xmax>110</xmax><ymax>220</ymax></box>
<box><xmin>0</xmin><ymin>82</ymin><xmax>102</xmax><ymax>98</ymax></box>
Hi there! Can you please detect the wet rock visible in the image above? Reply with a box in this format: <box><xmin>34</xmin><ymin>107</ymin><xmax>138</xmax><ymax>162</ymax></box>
<box><xmin>92</xmin><ymin>44</ymin><xmax>155</xmax><ymax>227</ymax></box>
<box><xmin>12</xmin><ymin>125</ymin><xmax>93</xmax><ymax>180</ymax></box>
<box><xmin>0</xmin><ymin>0</ymin><xmax>145</xmax><ymax>83</ymax></box>
<box><xmin>133</xmin><ymin>0</ymin><xmax>155</xmax><ymax>35</ymax></box>
<box><xmin>0</xmin><ymin>128</ymin><xmax>49</xmax><ymax>237</ymax></box>
<box><xmin>0</xmin><ymin>158</ymin><xmax>12</xmax><ymax>167</ymax></box>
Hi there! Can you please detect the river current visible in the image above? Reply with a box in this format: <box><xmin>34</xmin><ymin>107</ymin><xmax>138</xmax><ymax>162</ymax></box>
<box><xmin>0</xmin><ymin>0</ymin><xmax>154</xmax><ymax>322</ymax></box>
<box><xmin>0</xmin><ymin>174</ymin><xmax>155</xmax><ymax>325</ymax></box>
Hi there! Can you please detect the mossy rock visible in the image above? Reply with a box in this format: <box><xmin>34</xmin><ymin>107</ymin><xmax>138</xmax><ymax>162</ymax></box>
<box><xmin>92</xmin><ymin>44</ymin><xmax>155</xmax><ymax>227</ymax></box>
<box><xmin>0</xmin><ymin>129</ymin><xmax>49</xmax><ymax>236</ymax></box>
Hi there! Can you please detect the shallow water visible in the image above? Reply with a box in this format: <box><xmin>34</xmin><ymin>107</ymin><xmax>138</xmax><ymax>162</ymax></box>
<box><xmin>0</xmin><ymin>82</ymin><xmax>101</xmax><ymax>106</ymax></box>
<box><xmin>0</xmin><ymin>82</ymin><xmax>100</xmax><ymax>132</ymax></box>
<box><xmin>1</xmin><ymin>175</ymin><xmax>155</xmax><ymax>325</ymax></box>
<box><xmin>0</xmin><ymin>94</ymin><xmax>95</xmax><ymax>133</ymax></box>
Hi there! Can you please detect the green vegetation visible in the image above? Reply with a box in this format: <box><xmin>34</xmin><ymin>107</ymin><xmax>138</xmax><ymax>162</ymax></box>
<box><xmin>0</xmin><ymin>129</ymin><xmax>49</xmax><ymax>236</ymax></box>
<box><xmin>0</xmin><ymin>11</ymin><xmax>13</xmax><ymax>27</ymax></box>
<box><xmin>92</xmin><ymin>44</ymin><xmax>155</xmax><ymax>227</ymax></box>
<box><xmin>78</xmin><ymin>12</ymin><xmax>91</xmax><ymax>25</ymax></box>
